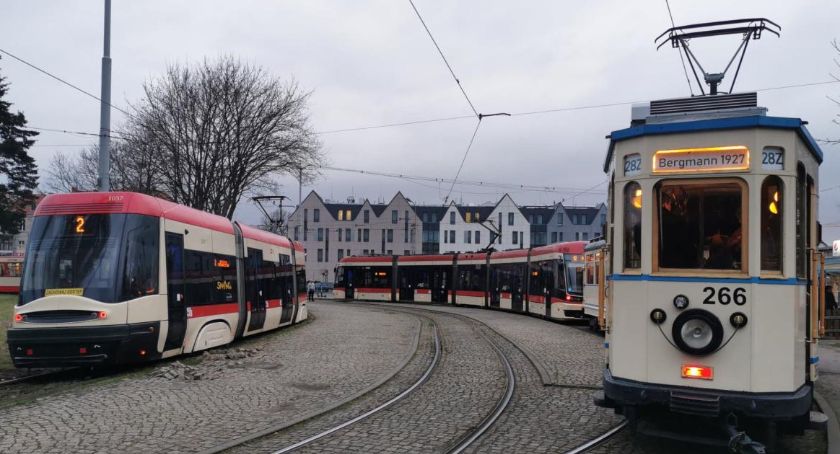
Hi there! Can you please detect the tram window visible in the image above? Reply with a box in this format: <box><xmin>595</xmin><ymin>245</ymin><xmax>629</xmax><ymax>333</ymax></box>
<box><xmin>120</xmin><ymin>215</ymin><xmax>160</xmax><ymax>300</ymax></box>
<box><xmin>796</xmin><ymin>164</ymin><xmax>806</xmax><ymax>278</ymax></box>
<box><xmin>656</xmin><ymin>180</ymin><xmax>745</xmax><ymax>271</ymax></box>
<box><xmin>623</xmin><ymin>182</ymin><xmax>642</xmax><ymax>269</ymax></box>
<box><xmin>761</xmin><ymin>176</ymin><xmax>783</xmax><ymax>272</ymax></box>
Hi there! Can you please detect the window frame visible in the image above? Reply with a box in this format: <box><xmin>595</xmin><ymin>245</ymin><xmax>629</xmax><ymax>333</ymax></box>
<box><xmin>652</xmin><ymin>177</ymin><xmax>749</xmax><ymax>276</ymax></box>
<box><xmin>760</xmin><ymin>175</ymin><xmax>784</xmax><ymax>276</ymax></box>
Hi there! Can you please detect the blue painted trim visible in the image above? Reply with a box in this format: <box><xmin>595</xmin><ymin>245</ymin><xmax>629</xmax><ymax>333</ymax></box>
<box><xmin>603</xmin><ymin>115</ymin><xmax>824</xmax><ymax>172</ymax></box>
<box><xmin>608</xmin><ymin>274</ymin><xmax>804</xmax><ymax>286</ymax></box>
<box><xmin>810</xmin><ymin>356</ymin><xmax>820</xmax><ymax>365</ymax></box>
<box><xmin>604</xmin><ymin>342</ymin><xmax>609</xmax><ymax>348</ymax></box>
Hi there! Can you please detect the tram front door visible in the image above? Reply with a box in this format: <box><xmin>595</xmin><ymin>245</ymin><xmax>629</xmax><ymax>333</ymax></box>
<box><xmin>431</xmin><ymin>269</ymin><xmax>448</xmax><ymax>303</ymax></box>
<box><xmin>164</xmin><ymin>233</ymin><xmax>187</xmax><ymax>351</ymax></box>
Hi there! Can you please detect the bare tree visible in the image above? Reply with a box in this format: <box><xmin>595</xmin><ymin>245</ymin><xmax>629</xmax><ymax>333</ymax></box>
<box><xmin>46</xmin><ymin>141</ymin><xmax>163</xmax><ymax>195</ymax></box>
<box><xmin>122</xmin><ymin>56</ymin><xmax>322</xmax><ymax>218</ymax></box>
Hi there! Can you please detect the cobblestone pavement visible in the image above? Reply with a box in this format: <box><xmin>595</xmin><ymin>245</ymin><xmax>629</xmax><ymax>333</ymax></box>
<box><xmin>230</xmin><ymin>305</ymin><xmax>508</xmax><ymax>453</ymax></box>
<box><xmin>380</xmin><ymin>303</ymin><xmax>603</xmax><ymax>388</ymax></box>
<box><xmin>372</xmin><ymin>303</ymin><xmax>828</xmax><ymax>454</ymax></box>
<box><xmin>0</xmin><ymin>302</ymin><xmax>421</xmax><ymax>454</ymax></box>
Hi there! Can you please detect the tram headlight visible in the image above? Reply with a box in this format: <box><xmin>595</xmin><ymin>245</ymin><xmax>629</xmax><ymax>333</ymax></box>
<box><xmin>730</xmin><ymin>312</ymin><xmax>748</xmax><ymax>329</ymax></box>
<box><xmin>673</xmin><ymin>294</ymin><xmax>689</xmax><ymax>310</ymax></box>
<box><xmin>671</xmin><ymin>309</ymin><xmax>724</xmax><ymax>356</ymax></box>
<box><xmin>650</xmin><ymin>308</ymin><xmax>667</xmax><ymax>324</ymax></box>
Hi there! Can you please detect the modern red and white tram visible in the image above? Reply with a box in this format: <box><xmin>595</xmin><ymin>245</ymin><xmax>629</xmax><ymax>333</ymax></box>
<box><xmin>0</xmin><ymin>252</ymin><xmax>24</xmax><ymax>293</ymax></box>
<box><xmin>335</xmin><ymin>241</ymin><xmax>587</xmax><ymax>321</ymax></box>
<box><xmin>7</xmin><ymin>192</ymin><xmax>308</xmax><ymax>368</ymax></box>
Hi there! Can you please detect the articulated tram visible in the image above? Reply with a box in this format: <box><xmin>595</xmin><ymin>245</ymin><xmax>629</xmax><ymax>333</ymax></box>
<box><xmin>335</xmin><ymin>241</ymin><xmax>587</xmax><ymax>321</ymax></box>
<box><xmin>7</xmin><ymin>192</ymin><xmax>308</xmax><ymax>368</ymax></box>
<box><xmin>0</xmin><ymin>253</ymin><xmax>24</xmax><ymax>293</ymax></box>
<box><xmin>592</xmin><ymin>90</ymin><xmax>828</xmax><ymax>446</ymax></box>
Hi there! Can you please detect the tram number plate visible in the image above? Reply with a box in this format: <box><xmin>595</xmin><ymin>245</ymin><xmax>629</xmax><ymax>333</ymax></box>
<box><xmin>624</xmin><ymin>153</ymin><xmax>642</xmax><ymax>176</ymax></box>
<box><xmin>702</xmin><ymin>287</ymin><xmax>746</xmax><ymax>305</ymax></box>
<box><xmin>761</xmin><ymin>147</ymin><xmax>784</xmax><ymax>170</ymax></box>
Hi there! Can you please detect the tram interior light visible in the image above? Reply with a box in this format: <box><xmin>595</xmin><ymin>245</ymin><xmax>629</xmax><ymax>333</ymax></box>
<box><xmin>632</xmin><ymin>189</ymin><xmax>643</xmax><ymax>209</ymax></box>
<box><xmin>681</xmin><ymin>364</ymin><xmax>713</xmax><ymax>380</ymax></box>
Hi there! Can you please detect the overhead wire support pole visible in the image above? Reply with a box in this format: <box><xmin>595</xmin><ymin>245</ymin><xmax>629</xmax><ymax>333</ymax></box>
<box><xmin>98</xmin><ymin>0</ymin><xmax>112</xmax><ymax>192</ymax></box>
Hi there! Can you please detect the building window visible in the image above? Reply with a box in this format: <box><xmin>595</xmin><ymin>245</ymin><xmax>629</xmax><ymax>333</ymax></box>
<box><xmin>338</xmin><ymin>210</ymin><xmax>344</xmax><ymax>221</ymax></box>
<box><xmin>583</xmin><ymin>232</ymin><xmax>589</xmax><ymax>240</ymax></box>
<box><xmin>431</xmin><ymin>213</ymin><xmax>437</xmax><ymax>223</ymax></box>
<box><xmin>450</xmin><ymin>211</ymin><xmax>456</xmax><ymax>225</ymax></box>
<box><xmin>364</xmin><ymin>210</ymin><xmax>370</xmax><ymax>223</ymax></box>
<box><xmin>466</xmin><ymin>212</ymin><xmax>472</xmax><ymax>223</ymax></box>
<box><xmin>761</xmin><ymin>176</ymin><xmax>783</xmax><ymax>272</ymax></box>
<box><xmin>338</xmin><ymin>249</ymin><xmax>344</xmax><ymax>260</ymax></box>
<box><xmin>551</xmin><ymin>232</ymin><xmax>557</xmax><ymax>243</ymax></box>
<box><xmin>575</xmin><ymin>232</ymin><xmax>580</xmax><ymax>241</ymax></box>
<box><xmin>345</xmin><ymin>228</ymin><xmax>351</xmax><ymax>242</ymax></box>
<box><xmin>443</xmin><ymin>230</ymin><xmax>449</xmax><ymax>244</ymax></box>
<box><xmin>345</xmin><ymin>209</ymin><xmax>352</xmax><ymax>221</ymax></box>
<box><xmin>465</xmin><ymin>231</ymin><xmax>472</xmax><ymax>243</ymax></box>
<box><xmin>449</xmin><ymin>230</ymin><xmax>455</xmax><ymax>243</ymax></box>
<box><xmin>557</xmin><ymin>211</ymin><xmax>564</xmax><ymax>225</ymax></box>
<box><xmin>387</xmin><ymin>249</ymin><xmax>393</xmax><ymax>255</ymax></box>
<box><xmin>657</xmin><ymin>179</ymin><xmax>745</xmax><ymax>271</ymax></box>
<box><xmin>508</xmin><ymin>212</ymin><xmax>514</xmax><ymax>226</ymax></box>
<box><xmin>338</xmin><ymin>229</ymin><xmax>343</xmax><ymax>241</ymax></box>
<box><xmin>404</xmin><ymin>210</ymin><xmax>409</xmax><ymax>242</ymax></box>
<box><xmin>387</xmin><ymin>229</ymin><xmax>394</xmax><ymax>243</ymax></box>
<box><xmin>314</xmin><ymin>209</ymin><xmax>320</xmax><ymax>222</ymax></box>
<box><xmin>559</xmin><ymin>232</ymin><xmax>563</xmax><ymax>241</ymax></box>
<box><xmin>317</xmin><ymin>228</ymin><xmax>324</xmax><ymax>241</ymax></box>
<box><xmin>423</xmin><ymin>213</ymin><xmax>429</xmax><ymax>223</ymax></box>
<box><xmin>363</xmin><ymin>229</ymin><xmax>370</xmax><ymax>242</ymax></box>
<box><xmin>294</xmin><ymin>226</ymin><xmax>299</xmax><ymax>240</ymax></box>
<box><xmin>600</xmin><ymin>213</ymin><xmax>607</xmax><ymax>226</ymax></box>
<box><xmin>404</xmin><ymin>250</ymin><xmax>410</xmax><ymax>255</ymax></box>
<box><xmin>363</xmin><ymin>249</ymin><xmax>368</xmax><ymax>255</ymax></box>
<box><xmin>304</xmin><ymin>208</ymin><xmax>308</xmax><ymax>222</ymax></box>
<box><xmin>317</xmin><ymin>249</ymin><xmax>323</xmax><ymax>262</ymax></box>
<box><xmin>392</xmin><ymin>210</ymin><xmax>398</xmax><ymax>224</ymax></box>
<box><xmin>624</xmin><ymin>182</ymin><xmax>642</xmax><ymax>269</ymax></box>
<box><xmin>512</xmin><ymin>231</ymin><xmax>518</xmax><ymax>244</ymax></box>
<box><xmin>475</xmin><ymin>230</ymin><xmax>480</xmax><ymax>244</ymax></box>
<box><xmin>537</xmin><ymin>215</ymin><xmax>543</xmax><ymax>224</ymax></box>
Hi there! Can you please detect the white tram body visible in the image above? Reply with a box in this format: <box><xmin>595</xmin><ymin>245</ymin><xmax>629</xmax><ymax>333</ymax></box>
<box><xmin>597</xmin><ymin>93</ymin><xmax>825</xmax><ymax>434</ymax></box>
<box><xmin>583</xmin><ymin>240</ymin><xmax>607</xmax><ymax>327</ymax></box>
<box><xmin>7</xmin><ymin>192</ymin><xmax>307</xmax><ymax>367</ymax></box>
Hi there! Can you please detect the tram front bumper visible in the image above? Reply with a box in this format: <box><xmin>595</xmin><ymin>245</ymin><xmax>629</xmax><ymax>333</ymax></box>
<box><xmin>601</xmin><ymin>368</ymin><xmax>812</xmax><ymax>420</ymax></box>
<box><xmin>7</xmin><ymin>322</ymin><xmax>160</xmax><ymax>368</ymax></box>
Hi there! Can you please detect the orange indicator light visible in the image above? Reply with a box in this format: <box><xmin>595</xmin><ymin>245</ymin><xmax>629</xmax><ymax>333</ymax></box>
<box><xmin>215</xmin><ymin>259</ymin><xmax>231</xmax><ymax>268</ymax></box>
<box><xmin>98</xmin><ymin>311</ymin><xmax>108</xmax><ymax>320</ymax></box>
<box><xmin>14</xmin><ymin>313</ymin><xmax>24</xmax><ymax>323</ymax></box>
<box><xmin>681</xmin><ymin>364</ymin><xmax>713</xmax><ymax>380</ymax></box>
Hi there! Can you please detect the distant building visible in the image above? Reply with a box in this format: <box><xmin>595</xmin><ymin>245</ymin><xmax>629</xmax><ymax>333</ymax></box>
<box><xmin>285</xmin><ymin>190</ymin><xmax>605</xmax><ymax>281</ymax></box>
<box><xmin>0</xmin><ymin>196</ymin><xmax>43</xmax><ymax>254</ymax></box>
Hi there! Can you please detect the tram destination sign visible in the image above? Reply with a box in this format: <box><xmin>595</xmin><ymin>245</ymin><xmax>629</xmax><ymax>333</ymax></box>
<box><xmin>653</xmin><ymin>146</ymin><xmax>750</xmax><ymax>174</ymax></box>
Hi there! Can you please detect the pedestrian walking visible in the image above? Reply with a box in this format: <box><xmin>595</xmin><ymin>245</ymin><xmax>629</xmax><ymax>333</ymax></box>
<box><xmin>307</xmin><ymin>281</ymin><xmax>315</xmax><ymax>300</ymax></box>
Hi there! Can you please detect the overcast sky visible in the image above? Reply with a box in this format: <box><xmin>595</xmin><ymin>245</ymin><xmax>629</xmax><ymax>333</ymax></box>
<box><xmin>1</xmin><ymin>1</ymin><xmax>839</xmax><ymax>235</ymax></box>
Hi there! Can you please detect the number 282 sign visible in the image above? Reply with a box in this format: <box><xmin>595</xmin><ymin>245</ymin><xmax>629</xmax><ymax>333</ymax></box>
<box><xmin>652</xmin><ymin>146</ymin><xmax>750</xmax><ymax>174</ymax></box>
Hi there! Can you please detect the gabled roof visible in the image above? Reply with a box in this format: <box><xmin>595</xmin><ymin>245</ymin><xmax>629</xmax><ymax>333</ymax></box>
<box><xmin>323</xmin><ymin>203</ymin><xmax>360</xmax><ymax>221</ymax></box>
<box><xmin>519</xmin><ymin>206</ymin><xmax>554</xmax><ymax>225</ymax></box>
<box><xmin>456</xmin><ymin>205</ymin><xmax>495</xmax><ymax>221</ymax></box>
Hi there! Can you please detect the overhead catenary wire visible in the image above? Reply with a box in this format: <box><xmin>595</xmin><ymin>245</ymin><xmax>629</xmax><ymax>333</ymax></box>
<box><xmin>407</xmin><ymin>0</ymin><xmax>478</xmax><ymax>118</ymax></box>
<box><xmin>444</xmin><ymin>119</ymin><xmax>482</xmax><ymax>204</ymax></box>
<box><xmin>0</xmin><ymin>47</ymin><xmax>132</xmax><ymax>118</ymax></box>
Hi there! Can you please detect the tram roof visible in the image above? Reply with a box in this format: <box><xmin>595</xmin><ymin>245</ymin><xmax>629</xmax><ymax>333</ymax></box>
<box><xmin>603</xmin><ymin>115</ymin><xmax>824</xmax><ymax>172</ymax></box>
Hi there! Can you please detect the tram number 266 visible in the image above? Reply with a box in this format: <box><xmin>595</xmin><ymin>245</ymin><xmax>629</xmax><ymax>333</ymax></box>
<box><xmin>702</xmin><ymin>287</ymin><xmax>747</xmax><ymax>305</ymax></box>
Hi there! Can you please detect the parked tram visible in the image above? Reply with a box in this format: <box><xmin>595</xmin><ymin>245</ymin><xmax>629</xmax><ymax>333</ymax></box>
<box><xmin>335</xmin><ymin>241</ymin><xmax>587</xmax><ymax>321</ymax></box>
<box><xmin>0</xmin><ymin>253</ymin><xmax>24</xmax><ymax>293</ymax></box>
<box><xmin>7</xmin><ymin>192</ymin><xmax>308</xmax><ymax>368</ymax></box>
<box><xmin>592</xmin><ymin>90</ymin><xmax>828</xmax><ymax>445</ymax></box>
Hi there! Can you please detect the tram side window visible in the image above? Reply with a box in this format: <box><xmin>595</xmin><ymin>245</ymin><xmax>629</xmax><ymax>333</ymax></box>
<box><xmin>212</xmin><ymin>254</ymin><xmax>238</xmax><ymax>303</ymax></box>
<box><xmin>761</xmin><ymin>176</ymin><xmax>784</xmax><ymax>272</ymax></box>
<box><xmin>623</xmin><ymin>182</ymin><xmax>642</xmax><ymax>269</ymax></box>
<box><xmin>458</xmin><ymin>265</ymin><xmax>485</xmax><ymax>291</ymax></box>
<box><xmin>657</xmin><ymin>180</ymin><xmax>745</xmax><ymax>271</ymax></box>
<box><xmin>795</xmin><ymin>164</ymin><xmax>807</xmax><ymax>278</ymax></box>
<box><xmin>184</xmin><ymin>250</ymin><xmax>213</xmax><ymax>304</ymax></box>
<box><xmin>120</xmin><ymin>215</ymin><xmax>160</xmax><ymax>300</ymax></box>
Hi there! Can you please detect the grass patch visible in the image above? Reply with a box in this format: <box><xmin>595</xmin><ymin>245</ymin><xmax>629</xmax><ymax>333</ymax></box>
<box><xmin>0</xmin><ymin>294</ymin><xmax>16</xmax><ymax>371</ymax></box>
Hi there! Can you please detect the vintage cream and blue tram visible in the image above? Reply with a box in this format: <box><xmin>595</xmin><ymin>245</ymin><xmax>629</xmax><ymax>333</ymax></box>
<box><xmin>7</xmin><ymin>192</ymin><xmax>308</xmax><ymax>367</ymax></box>
<box><xmin>595</xmin><ymin>93</ymin><xmax>827</xmax><ymax>445</ymax></box>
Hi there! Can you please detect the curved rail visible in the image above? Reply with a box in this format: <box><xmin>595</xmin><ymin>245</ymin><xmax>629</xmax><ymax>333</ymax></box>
<box><xmin>0</xmin><ymin>368</ymin><xmax>76</xmax><ymax>386</ymax></box>
<box><xmin>563</xmin><ymin>420</ymin><xmax>628</xmax><ymax>454</ymax></box>
<box><xmin>270</xmin><ymin>322</ymin><xmax>442</xmax><ymax>454</ymax></box>
<box><xmin>446</xmin><ymin>328</ymin><xmax>516</xmax><ymax>454</ymax></box>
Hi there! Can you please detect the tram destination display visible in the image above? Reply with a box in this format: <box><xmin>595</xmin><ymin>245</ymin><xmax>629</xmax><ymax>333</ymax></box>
<box><xmin>652</xmin><ymin>146</ymin><xmax>750</xmax><ymax>174</ymax></box>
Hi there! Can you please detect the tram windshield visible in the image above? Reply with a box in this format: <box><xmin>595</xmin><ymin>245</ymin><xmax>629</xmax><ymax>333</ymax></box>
<box><xmin>657</xmin><ymin>181</ymin><xmax>744</xmax><ymax>271</ymax></box>
<box><xmin>565</xmin><ymin>258</ymin><xmax>584</xmax><ymax>295</ymax></box>
<box><xmin>20</xmin><ymin>214</ymin><xmax>160</xmax><ymax>305</ymax></box>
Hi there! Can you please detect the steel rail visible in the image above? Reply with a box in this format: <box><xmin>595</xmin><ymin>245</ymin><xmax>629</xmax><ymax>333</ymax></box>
<box><xmin>270</xmin><ymin>323</ymin><xmax>442</xmax><ymax>454</ymax></box>
<box><xmin>564</xmin><ymin>420</ymin><xmax>628</xmax><ymax>454</ymax></box>
<box><xmin>446</xmin><ymin>328</ymin><xmax>516</xmax><ymax>454</ymax></box>
<box><xmin>0</xmin><ymin>368</ymin><xmax>72</xmax><ymax>386</ymax></box>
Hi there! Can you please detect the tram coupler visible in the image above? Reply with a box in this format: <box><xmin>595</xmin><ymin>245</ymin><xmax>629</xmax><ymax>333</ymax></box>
<box><xmin>723</xmin><ymin>414</ymin><xmax>766</xmax><ymax>454</ymax></box>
